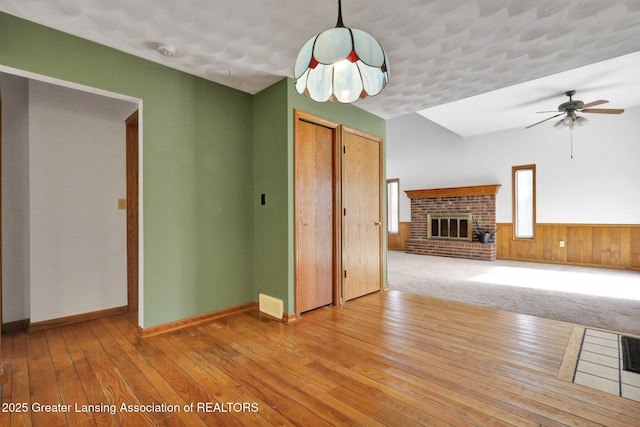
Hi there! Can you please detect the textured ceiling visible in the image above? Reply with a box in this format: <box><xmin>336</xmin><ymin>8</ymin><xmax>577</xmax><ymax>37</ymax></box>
<box><xmin>2</xmin><ymin>0</ymin><xmax>640</xmax><ymax>134</ymax></box>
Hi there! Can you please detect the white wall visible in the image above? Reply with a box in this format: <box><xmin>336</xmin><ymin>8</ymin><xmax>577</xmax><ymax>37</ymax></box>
<box><xmin>28</xmin><ymin>80</ymin><xmax>136</xmax><ymax>323</ymax></box>
<box><xmin>1</xmin><ymin>73</ymin><xmax>31</xmax><ymax>323</ymax></box>
<box><xmin>387</xmin><ymin>108</ymin><xmax>640</xmax><ymax>224</ymax></box>
<box><xmin>386</xmin><ymin>113</ymin><xmax>464</xmax><ymax>222</ymax></box>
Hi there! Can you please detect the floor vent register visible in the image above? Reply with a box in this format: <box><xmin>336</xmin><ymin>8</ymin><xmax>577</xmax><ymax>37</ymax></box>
<box><xmin>572</xmin><ymin>329</ymin><xmax>640</xmax><ymax>402</ymax></box>
<box><xmin>621</xmin><ymin>336</ymin><xmax>640</xmax><ymax>374</ymax></box>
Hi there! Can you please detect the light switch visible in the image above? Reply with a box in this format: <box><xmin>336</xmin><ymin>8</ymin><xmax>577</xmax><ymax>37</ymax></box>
<box><xmin>118</xmin><ymin>199</ymin><xmax>127</xmax><ymax>210</ymax></box>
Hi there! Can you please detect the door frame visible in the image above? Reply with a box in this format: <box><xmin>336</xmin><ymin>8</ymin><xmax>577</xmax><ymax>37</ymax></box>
<box><xmin>125</xmin><ymin>110</ymin><xmax>139</xmax><ymax>312</ymax></box>
<box><xmin>0</xmin><ymin>65</ymin><xmax>144</xmax><ymax>329</ymax></box>
<box><xmin>293</xmin><ymin>110</ymin><xmax>385</xmax><ymax>317</ymax></box>
<box><xmin>0</xmin><ymin>81</ymin><xmax>4</xmax><ymax>369</ymax></box>
<box><xmin>294</xmin><ymin>110</ymin><xmax>343</xmax><ymax>318</ymax></box>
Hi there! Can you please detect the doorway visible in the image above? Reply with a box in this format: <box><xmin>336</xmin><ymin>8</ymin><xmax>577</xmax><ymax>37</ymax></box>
<box><xmin>0</xmin><ymin>70</ymin><xmax>141</xmax><ymax>329</ymax></box>
<box><xmin>294</xmin><ymin>111</ymin><xmax>384</xmax><ymax>316</ymax></box>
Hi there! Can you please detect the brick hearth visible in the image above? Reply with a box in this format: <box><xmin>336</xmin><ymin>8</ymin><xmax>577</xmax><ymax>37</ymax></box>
<box><xmin>405</xmin><ymin>185</ymin><xmax>500</xmax><ymax>261</ymax></box>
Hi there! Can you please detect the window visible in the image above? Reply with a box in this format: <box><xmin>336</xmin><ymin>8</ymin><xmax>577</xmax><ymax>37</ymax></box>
<box><xmin>387</xmin><ymin>178</ymin><xmax>399</xmax><ymax>234</ymax></box>
<box><xmin>512</xmin><ymin>164</ymin><xmax>536</xmax><ymax>239</ymax></box>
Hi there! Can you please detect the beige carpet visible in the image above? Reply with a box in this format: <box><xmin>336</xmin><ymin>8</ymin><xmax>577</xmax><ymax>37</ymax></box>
<box><xmin>387</xmin><ymin>251</ymin><xmax>640</xmax><ymax>336</ymax></box>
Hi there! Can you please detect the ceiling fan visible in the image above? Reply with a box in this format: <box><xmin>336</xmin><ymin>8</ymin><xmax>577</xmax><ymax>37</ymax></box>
<box><xmin>526</xmin><ymin>90</ymin><xmax>625</xmax><ymax>129</ymax></box>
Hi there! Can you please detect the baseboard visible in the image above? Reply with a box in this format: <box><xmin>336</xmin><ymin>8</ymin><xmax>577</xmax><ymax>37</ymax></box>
<box><xmin>497</xmin><ymin>256</ymin><xmax>640</xmax><ymax>272</ymax></box>
<box><xmin>282</xmin><ymin>312</ymin><xmax>298</xmax><ymax>323</ymax></box>
<box><xmin>2</xmin><ymin>318</ymin><xmax>30</xmax><ymax>333</ymax></box>
<box><xmin>28</xmin><ymin>306</ymin><xmax>129</xmax><ymax>333</ymax></box>
<box><xmin>138</xmin><ymin>302</ymin><xmax>258</xmax><ymax>338</ymax></box>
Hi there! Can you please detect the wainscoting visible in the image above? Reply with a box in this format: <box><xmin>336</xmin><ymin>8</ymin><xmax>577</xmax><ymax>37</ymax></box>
<box><xmin>496</xmin><ymin>223</ymin><xmax>640</xmax><ymax>270</ymax></box>
<box><xmin>388</xmin><ymin>222</ymin><xmax>411</xmax><ymax>250</ymax></box>
<box><xmin>391</xmin><ymin>222</ymin><xmax>640</xmax><ymax>271</ymax></box>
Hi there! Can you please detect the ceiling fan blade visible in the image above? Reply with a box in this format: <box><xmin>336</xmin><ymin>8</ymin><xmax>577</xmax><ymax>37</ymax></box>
<box><xmin>535</xmin><ymin>110</ymin><xmax>560</xmax><ymax>114</ymax></box>
<box><xmin>581</xmin><ymin>108</ymin><xmax>624</xmax><ymax>114</ymax></box>
<box><xmin>580</xmin><ymin>100</ymin><xmax>609</xmax><ymax>109</ymax></box>
<box><xmin>525</xmin><ymin>113</ymin><xmax>564</xmax><ymax>129</ymax></box>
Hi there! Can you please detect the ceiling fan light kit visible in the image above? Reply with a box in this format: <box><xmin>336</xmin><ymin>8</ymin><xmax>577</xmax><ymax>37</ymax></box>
<box><xmin>526</xmin><ymin>90</ymin><xmax>625</xmax><ymax>158</ymax></box>
<box><xmin>527</xmin><ymin>90</ymin><xmax>624</xmax><ymax>130</ymax></box>
<box><xmin>294</xmin><ymin>0</ymin><xmax>390</xmax><ymax>103</ymax></box>
<box><xmin>553</xmin><ymin>114</ymin><xmax>588</xmax><ymax>129</ymax></box>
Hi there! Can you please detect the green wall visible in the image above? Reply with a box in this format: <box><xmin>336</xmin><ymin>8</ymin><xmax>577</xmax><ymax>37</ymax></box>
<box><xmin>1</xmin><ymin>13</ymin><xmax>254</xmax><ymax>327</ymax></box>
<box><xmin>2</xmin><ymin>12</ymin><xmax>387</xmax><ymax>324</ymax></box>
<box><xmin>252</xmin><ymin>79</ymin><xmax>386</xmax><ymax>313</ymax></box>
<box><xmin>252</xmin><ymin>80</ymin><xmax>289</xmax><ymax>307</ymax></box>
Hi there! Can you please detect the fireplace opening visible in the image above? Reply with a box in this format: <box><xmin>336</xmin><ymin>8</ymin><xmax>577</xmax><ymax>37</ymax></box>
<box><xmin>427</xmin><ymin>213</ymin><xmax>473</xmax><ymax>241</ymax></box>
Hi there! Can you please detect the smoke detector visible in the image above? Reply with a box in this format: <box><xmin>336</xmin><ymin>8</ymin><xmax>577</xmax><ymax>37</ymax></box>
<box><xmin>157</xmin><ymin>44</ymin><xmax>176</xmax><ymax>57</ymax></box>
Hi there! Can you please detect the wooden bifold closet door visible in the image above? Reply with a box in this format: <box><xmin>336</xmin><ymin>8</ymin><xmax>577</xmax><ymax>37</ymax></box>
<box><xmin>294</xmin><ymin>111</ymin><xmax>383</xmax><ymax>317</ymax></box>
<box><xmin>295</xmin><ymin>116</ymin><xmax>336</xmax><ymax>314</ymax></box>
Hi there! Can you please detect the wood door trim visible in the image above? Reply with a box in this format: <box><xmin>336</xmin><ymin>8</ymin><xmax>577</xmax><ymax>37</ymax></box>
<box><xmin>294</xmin><ymin>110</ymin><xmax>342</xmax><ymax>318</ymax></box>
<box><xmin>341</xmin><ymin>126</ymin><xmax>384</xmax><ymax>294</ymax></box>
<box><xmin>295</xmin><ymin>110</ymin><xmax>341</xmax><ymax>129</ymax></box>
<box><xmin>125</xmin><ymin>110</ymin><xmax>139</xmax><ymax>313</ymax></box>
<box><xmin>0</xmin><ymin>82</ymin><xmax>3</xmax><ymax>365</ymax></box>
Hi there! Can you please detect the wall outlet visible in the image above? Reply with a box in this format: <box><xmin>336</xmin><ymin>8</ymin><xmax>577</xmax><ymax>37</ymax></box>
<box><xmin>559</xmin><ymin>240</ymin><xmax>565</xmax><ymax>248</ymax></box>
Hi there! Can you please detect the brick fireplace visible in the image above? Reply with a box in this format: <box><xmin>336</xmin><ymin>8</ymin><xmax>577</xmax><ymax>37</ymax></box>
<box><xmin>405</xmin><ymin>184</ymin><xmax>500</xmax><ymax>261</ymax></box>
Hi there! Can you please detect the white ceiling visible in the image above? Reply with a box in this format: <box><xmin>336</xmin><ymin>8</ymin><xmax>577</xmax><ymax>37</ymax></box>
<box><xmin>418</xmin><ymin>51</ymin><xmax>640</xmax><ymax>137</ymax></box>
<box><xmin>2</xmin><ymin>0</ymin><xmax>640</xmax><ymax>136</ymax></box>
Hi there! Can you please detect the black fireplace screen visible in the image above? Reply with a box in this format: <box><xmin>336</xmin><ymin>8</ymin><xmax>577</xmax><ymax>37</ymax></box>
<box><xmin>427</xmin><ymin>213</ymin><xmax>473</xmax><ymax>241</ymax></box>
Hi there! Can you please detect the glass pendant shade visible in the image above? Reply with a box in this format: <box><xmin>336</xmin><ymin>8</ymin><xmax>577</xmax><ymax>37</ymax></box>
<box><xmin>294</xmin><ymin>2</ymin><xmax>389</xmax><ymax>103</ymax></box>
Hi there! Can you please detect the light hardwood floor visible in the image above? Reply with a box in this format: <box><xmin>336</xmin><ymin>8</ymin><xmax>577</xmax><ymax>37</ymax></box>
<box><xmin>1</xmin><ymin>290</ymin><xmax>639</xmax><ymax>426</ymax></box>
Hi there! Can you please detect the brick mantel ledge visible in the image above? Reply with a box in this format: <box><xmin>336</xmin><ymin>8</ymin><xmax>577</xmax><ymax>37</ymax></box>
<box><xmin>405</xmin><ymin>184</ymin><xmax>501</xmax><ymax>199</ymax></box>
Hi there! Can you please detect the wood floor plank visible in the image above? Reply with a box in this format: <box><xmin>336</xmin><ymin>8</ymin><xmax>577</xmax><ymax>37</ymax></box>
<box><xmin>160</xmin><ymin>328</ymin><xmax>289</xmax><ymax>425</ymax></box>
<box><xmin>45</xmin><ymin>328</ymin><xmax>96</xmax><ymax>427</ymax></box>
<box><xmin>100</xmin><ymin>317</ymin><xmax>208</xmax><ymax>427</ymax></box>
<box><xmin>59</xmin><ymin>327</ymin><xmax>118</xmax><ymax>427</ymax></box>
<box><xmin>164</xmin><ymin>328</ymin><xmax>325</xmax><ymax>426</ymax></box>
<box><xmin>0</xmin><ymin>335</ymin><xmax>12</xmax><ymax>427</ymax></box>
<box><xmin>6</xmin><ymin>334</ymin><xmax>30</xmax><ymax>427</ymax></box>
<box><xmin>162</xmin><ymin>342</ymin><xmax>261</xmax><ymax>425</ymax></box>
<box><xmin>87</xmin><ymin>320</ymin><xmax>168</xmax><ymax>425</ymax></box>
<box><xmin>26</xmin><ymin>331</ymin><xmax>67</xmax><ymax>426</ymax></box>
<box><xmin>1</xmin><ymin>290</ymin><xmax>639</xmax><ymax>425</ymax></box>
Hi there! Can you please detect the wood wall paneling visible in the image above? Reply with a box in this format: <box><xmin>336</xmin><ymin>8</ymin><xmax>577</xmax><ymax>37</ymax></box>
<box><xmin>392</xmin><ymin>222</ymin><xmax>639</xmax><ymax>270</ymax></box>
<box><xmin>497</xmin><ymin>223</ymin><xmax>640</xmax><ymax>270</ymax></box>
<box><xmin>388</xmin><ymin>222</ymin><xmax>411</xmax><ymax>250</ymax></box>
<box><xmin>630</xmin><ymin>228</ymin><xmax>640</xmax><ymax>268</ymax></box>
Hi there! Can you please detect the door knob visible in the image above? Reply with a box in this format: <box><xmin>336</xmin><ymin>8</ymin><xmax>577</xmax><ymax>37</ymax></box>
<box><xmin>374</xmin><ymin>221</ymin><xmax>382</xmax><ymax>226</ymax></box>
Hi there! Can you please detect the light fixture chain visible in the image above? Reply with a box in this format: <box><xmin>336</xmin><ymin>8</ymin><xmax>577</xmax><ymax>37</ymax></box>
<box><xmin>570</xmin><ymin>122</ymin><xmax>574</xmax><ymax>159</ymax></box>
<box><xmin>336</xmin><ymin>0</ymin><xmax>345</xmax><ymax>28</ymax></box>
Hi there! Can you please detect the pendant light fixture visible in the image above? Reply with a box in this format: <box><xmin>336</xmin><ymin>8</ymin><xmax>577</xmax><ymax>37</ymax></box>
<box><xmin>294</xmin><ymin>0</ymin><xmax>390</xmax><ymax>103</ymax></box>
